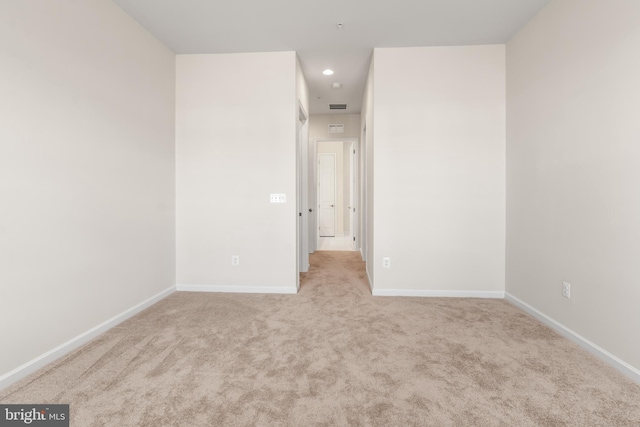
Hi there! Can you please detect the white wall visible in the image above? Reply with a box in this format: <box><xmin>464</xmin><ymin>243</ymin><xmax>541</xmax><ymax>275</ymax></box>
<box><xmin>176</xmin><ymin>52</ymin><xmax>298</xmax><ymax>291</ymax></box>
<box><xmin>296</xmin><ymin>57</ymin><xmax>310</xmax><ymax>116</ymax></box>
<box><xmin>309</xmin><ymin>114</ymin><xmax>361</xmax><ymax>140</ymax></box>
<box><xmin>507</xmin><ymin>0</ymin><xmax>640</xmax><ymax>373</ymax></box>
<box><xmin>0</xmin><ymin>0</ymin><xmax>175</xmax><ymax>380</ymax></box>
<box><xmin>372</xmin><ymin>46</ymin><xmax>505</xmax><ymax>295</ymax></box>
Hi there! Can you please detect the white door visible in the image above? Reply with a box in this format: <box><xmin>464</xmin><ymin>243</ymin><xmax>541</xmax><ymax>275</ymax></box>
<box><xmin>348</xmin><ymin>144</ymin><xmax>355</xmax><ymax>249</ymax></box>
<box><xmin>318</xmin><ymin>153</ymin><xmax>336</xmax><ymax>237</ymax></box>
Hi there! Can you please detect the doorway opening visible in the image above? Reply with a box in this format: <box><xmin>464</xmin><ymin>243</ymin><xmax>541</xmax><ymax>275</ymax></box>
<box><xmin>311</xmin><ymin>138</ymin><xmax>358</xmax><ymax>252</ymax></box>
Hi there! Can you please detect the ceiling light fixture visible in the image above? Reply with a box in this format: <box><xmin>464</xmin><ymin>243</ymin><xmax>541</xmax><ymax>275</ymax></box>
<box><xmin>322</xmin><ymin>69</ymin><xmax>334</xmax><ymax>76</ymax></box>
<box><xmin>332</xmin><ymin>82</ymin><xmax>342</xmax><ymax>89</ymax></box>
<box><xmin>336</xmin><ymin>23</ymin><xmax>344</xmax><ymax>30</ymax></box>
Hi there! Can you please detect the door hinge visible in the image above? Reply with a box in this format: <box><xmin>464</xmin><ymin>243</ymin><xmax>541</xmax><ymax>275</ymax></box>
<box><xmin>353</xmin><ymin>236</ymin><xmax>356</xmax><ymax>241</ymax></box>
<box><xmin>353</xmin><ymin>149</ymin><xmax>356</xmax><ymax>154</ymax></box>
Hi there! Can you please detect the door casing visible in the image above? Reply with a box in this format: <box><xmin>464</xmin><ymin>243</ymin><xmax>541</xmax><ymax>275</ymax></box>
<box><xmin>296</xmin><ymin>103</ymin><xmax>309</xmax><ymax>288</ymax></box>
<box><xmin>310</xmin><ymin>137</ymin><xmax>359</xmax><ymax>252</ymax></box>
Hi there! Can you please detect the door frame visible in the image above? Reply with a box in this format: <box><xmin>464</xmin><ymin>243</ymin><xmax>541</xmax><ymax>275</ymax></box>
<box><xmin>348</xmin><ymin>142</ymin><xmax>356</xmax><ymax>249</ymax></box>
<box><xmin>296</xmin><ymin>102</ymin><xmax>309</xmax><ymax>290</ymax></box>
<box><xmin>310</xmin><ymin>137</ymin><xmax>359</xmax><ymax>252</ymax></box>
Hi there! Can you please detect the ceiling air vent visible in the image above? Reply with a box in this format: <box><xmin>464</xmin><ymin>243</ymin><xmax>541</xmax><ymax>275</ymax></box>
<box><xmin>329</xmin><ymin>104</ymin><xmax>347</xmax><ymax>110</ymax></box>
<box><xmin>328</xmin><ymin>124</ymin><xmax>344</xmax><ymax>134</ymax></box>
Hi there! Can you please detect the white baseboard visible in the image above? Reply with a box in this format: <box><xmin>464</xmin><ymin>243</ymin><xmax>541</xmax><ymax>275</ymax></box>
<box><xmin>505</xmin><ymin>292</ymin><xmax>640</xmax><ymax>384</ymax></box>
<box><xmin>372</xmin><ymin>289</ymin><xmax>505</xmax><ymax>298</ymax></box>
<box><xmin>177</xmin><ymin>284</ymin><xmax>298</xmax><ymax>294</ymax></box>
<box><xmin>0</xmin><ymin>285</ymin><xmax>175</xmax><ymax>391</ymax></box>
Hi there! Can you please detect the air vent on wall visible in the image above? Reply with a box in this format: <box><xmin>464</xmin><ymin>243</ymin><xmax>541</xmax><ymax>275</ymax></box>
<box><xmin>328</xmin><ymin>124</ymin><xmax>344</xmax><ymax>134</ymax></box>
<box><xmin>329</xmin><ymin>104</ymin><xmax>347</xmax><ymax>110</ymax></box>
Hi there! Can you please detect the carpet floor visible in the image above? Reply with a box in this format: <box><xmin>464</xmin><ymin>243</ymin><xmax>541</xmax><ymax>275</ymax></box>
<box><xmin>1</xmin><ymin>251</ymin><xmax>639</xmax><ymax>426</ymax></box>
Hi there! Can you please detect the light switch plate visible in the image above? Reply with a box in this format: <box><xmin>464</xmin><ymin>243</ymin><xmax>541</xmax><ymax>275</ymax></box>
<box><xmin>270</xmin><ymin>194</ymin><xmax>286</xmax><ymax>203</ymax></box>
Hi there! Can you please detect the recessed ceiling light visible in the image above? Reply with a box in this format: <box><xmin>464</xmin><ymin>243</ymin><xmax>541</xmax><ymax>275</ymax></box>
<box><xmin>322</xmin><ymin>69</ymin><xmax>334</xmax><ymax>76</ymax></box>
<box><xmin>336</xmin><ymin>23</ymin><xmax>344</xmax><ymax>30</ymax></box>
<box><xmin>332</xmin><ymin>82</ymin><xmax>342</xmax><ymax>89</ymax></box>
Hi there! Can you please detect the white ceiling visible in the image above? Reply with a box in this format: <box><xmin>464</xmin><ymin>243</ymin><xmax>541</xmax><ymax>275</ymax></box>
<box><xmin>112</xmin><ymin>0</ymin><xmax>550</xmax><ymax>115</ymax></box>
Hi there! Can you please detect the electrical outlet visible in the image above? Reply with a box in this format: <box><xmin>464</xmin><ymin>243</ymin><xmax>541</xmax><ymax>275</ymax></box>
<box><xmin>382</xmin><ymin>257</ymin><xmax>391</xmax><ymax>268</ymax></box>
<box><xmin>562</xmin><ymin>281</ymin><xmax>571</xmax><ymax>299</ymax></box>
<box><xmin>232</xmin><ymin>255</ymin><xmax>240</xmax><ymax>266</ymax></box>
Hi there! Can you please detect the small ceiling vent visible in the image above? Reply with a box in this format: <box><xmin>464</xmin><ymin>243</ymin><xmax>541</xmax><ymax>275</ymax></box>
<box><xmin>329</xmin><ymin>104</ymin><xmax>347</xmax><ymax>110</ymax></box>
<box><xmin>328</xmin><ymin>124</ymin><xmax>344</xmax><ymax>134</ymax></box>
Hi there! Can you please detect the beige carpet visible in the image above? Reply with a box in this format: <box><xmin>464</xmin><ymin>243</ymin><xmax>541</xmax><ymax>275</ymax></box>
<box><xmin>2</xmin><ymin>251</ymin><xmax>639</xmax><ymax>426</ymax></box>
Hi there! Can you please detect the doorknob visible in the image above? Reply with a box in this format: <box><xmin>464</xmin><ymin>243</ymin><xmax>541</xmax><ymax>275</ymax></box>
<box><xmin>309</xmin><ymin>208</ymin><xmax>313</xmax><ymax>213</ymax></box>
<box><xmin>331</xmin><ymin>204</ymin><xmax>334</xmax><ymax>207</ymax></box>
